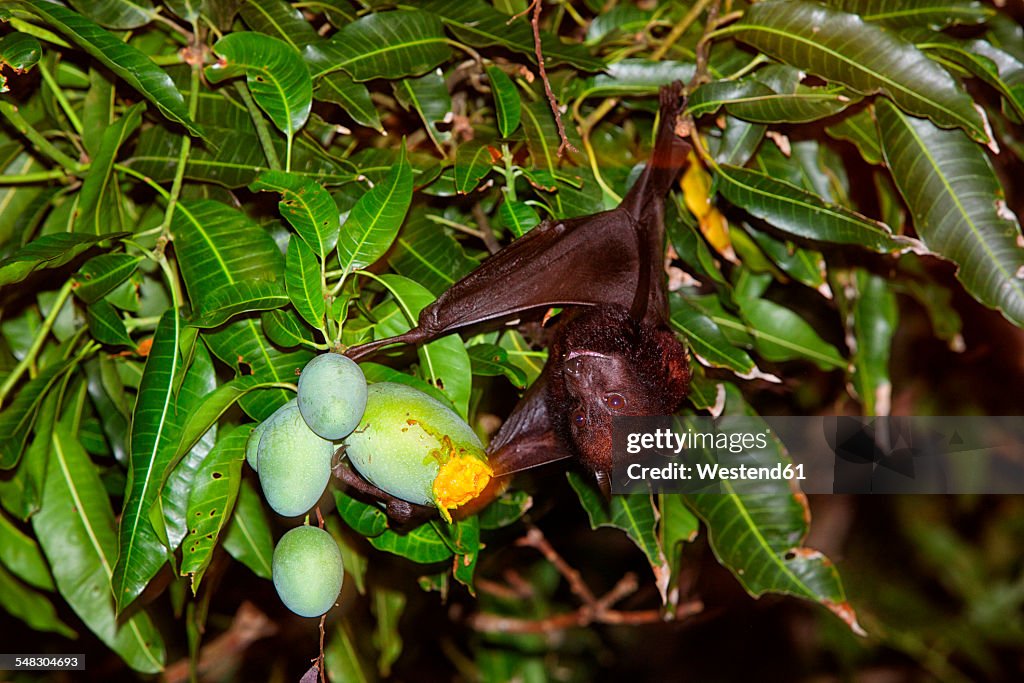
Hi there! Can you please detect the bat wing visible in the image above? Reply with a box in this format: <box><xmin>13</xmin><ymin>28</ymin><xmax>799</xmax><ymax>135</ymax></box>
<box><xmin>487</xmin><ymin>375</ymin><xmax>572</xmax><ymax>476</ymax></box>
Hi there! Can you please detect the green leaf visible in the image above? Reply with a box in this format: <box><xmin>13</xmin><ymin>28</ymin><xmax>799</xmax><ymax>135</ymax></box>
<box><xmin>728</xmin><ymin>0</ymin><xmax>987</xmax><ymax>142</ymax></box>
<box><xmin>372</xmin><ymin>587</ymin><xmax>405</xmax><ymax>677</ymax></box>
<box><xmin>0</xmin><ymin>507</ymin><xmax>55</xmax><ymax>591</ymax></box>
<box><xmin>73</xmin><ymin>253</ymin><xmax>142</xmax><ymax>304</ymax></box>
<box><xmin>496</xmin><ymin>200</ymin><xmax>540</xmax><ymax>239</ymax></box>
<box><xmin>467</xmin><ymin>343</ymin><xmax>527</xmax><ymax>388</ymax></box>
<box><xmin>314</xmin><ymin>72</ymin><xmax>383</xmax><ymax>132</ymax></box>
<box><xmin>387</xmin><ymin>210</ymin><xmax>478</xmax><ymax>296</ymax></box>
<box><xmin>325</xmin><ymin>622</ymin><xmax>373</xmax><ymax>683</ymax></box>
<box><xmin>239</xmin><ymin>0</ymin><xmax>319</xmax><ymax>49</ymax></box>
<box><xmin>368</xmin><ymin>522</ymin><xmax>455</xmax><ymax>563</ymax></box>
<box><xmin>67</xmin><ymin>0</ymin><xmax>155</xmax><ymax>29</ymax></box>
<box><xmin>0</xmin><ymin>563</ymin><xmax>75</xmax><ymax>637</ymax></box>
<box><xmin>825</xmin><ymin>107</ymin><xmax>883</xmax><ymax>164</ymax></box>
<box><xmin>738</xmin><ymin>297</ymin><xmax>846</xmax><ymax>370</ymax></box>
<box><xmin>262</xmin><ymin>308</ymin><xmax>314</xmax><ymax>349</ymax></box>
<box><xmin>112</xmin><ymin>310</ymin><xmax>182</xmax><ymax>611</ymax></box>
<box><xmin>0</xmin><ymin>32</ymin><xmax>41</xmax><ymax>91</ymax></box>
<box><xmin>374</xmin><ymin>274</ymin><xmax>473</xmax><ymax>419</ymax></box>
<box><xmin>222</xmin><ymin>479</ymin><xmax>273</xmax><ymax>579</ymax></box>
<box><xmin>87</xmin><ymin>299</ymin><xmax>134</xmax><ymax>346</ymax></box>
<box><xmin>876</xmin><ymin>100</ymin><xmax>1024</xmax><ymax>327</ymax></box>
<box><xmin>189</xmin><ymin>280</ymin><xmax>288</xmax><ymax>328</ymax></box>
<box><xmin>250</xmin><ymin>170</ymin><xmax>340</xmax><ymax>259</ymax></box>
<box><xmin>824</xmin><ymin>0</ymin><xmax>992</xmax><ymax>28</ymax></box>
<box><xmin>359</xmin><ymin>363</ymin><xmax>453</xmax><ymax>409</ymax></box>
<box><xmin>206</xmin><ymin>32</ymin><xmax>312</xmax><ymax>138</ymax></box>
<box><xmin>11</xmin><ymin>0</ymin><xmax>202</xmax><ymax>135</ymax></box>
<box><xmin>0</xmin><ymin>358</ymin><xmax>74</xmax><ymax>469</ymax></box>
<box><xmin>333</xmin><ymin>490</ymin><xmax>388</xmax><ymax>538</ymax></box>
<box><xmin>422</xmin><ymin>0</ymin><xmax>604</xmax><ymax>72</ymax></box>
<box><xmin>306</xmin><ymin>10</ymin><xmax>452</xmax><ymax>81</ymax></box>
<box><xmin>569</xmin><ymin>59</ymin><xmax>695</xmax><ymax>100</ymax></box>
<box><xmin>181</xmin><ymin>426</ymin><xmax>247</xmax><ymax>592</ymax></box>
<box><xmin>714</xmin><ymin>163</ymin><xmax>911</xmax><ymax>253</ymax></box>
<box><xmin>33</xmin><ymin>426</ymin><xmax>166</xmax><ymax>673</ymax></box>
<box><xmin>669</xmin><ymin>294</ymin><xmax>755</xmax><ymax>375</ymax></box>
<box><xmin>285</xmin><ymin>235</ymin><xmax>326</xmax><ymax>331</ymax></box>
<box><xmin>0</xmin><ymin>232</ymin><xmax>125</xmax><ymax>286</ymax></box>
<box><xmin>171</xmin><ymin>199</ymin><xmax>284</xmax><ymax>314</ymax></box>
<box><xmin>393</xmin><ymin>69</ymin><xmax>452</xmax><ymax>149</ymax></box>
<box><xmin>688</xmin><ymin>77</ymin><xmax>854</xmax><ymax>124</ymax></box>
<box><xmin>567</xmin><ymin>473</ymin><xmax>665</xmax><ymax>572</ymax></box>
<box><xmin>486</xmin><ymin>65</ymin><xmax>521</xmax><ymax>137</ymax></box>
<box><xmin>337</xmin><ymin>146</ymin><xmax>413</xmax><ymax>277</ymax></box>
<box><xmin>907</xmin><ymin>29</ymin><xmax>1024</xmax><ymax>122</ymax></box>
<box><xmin>847</xmin><ymin>270</ymin><xmax>897</xmax><ymax>414</ymax></box>
<box><xmin>682</xmin><ymin>387</ymin><xmax>859</xmax><ymax>633</ymax></box>
<box><xmin>454</xmin><ymin>141</ymin><xmax>493</xmax><ymax>194</ymax></box>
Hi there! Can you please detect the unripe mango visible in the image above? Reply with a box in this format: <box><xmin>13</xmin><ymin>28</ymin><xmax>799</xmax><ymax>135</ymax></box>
<box><xmin>258</xmin><ymin>401</ymin><xmax>336</xmax><ymax>517</ymax></box>
<box><xmin>297</xmin><ymin>353</ymin><xmax>367</xmax><ymax>440</ymax></box>
<box><xmin>272</xmin><ymin>525</ymin><xmax>344</xmax><ymax>617</ymax></box>
<box><xmin>343</xmin><ymin>383</ymin><xmax>492</xmax><ymax>521</ymax></box>
<box><xmin>245</xmin><ymin>399</ymin><xmax>297</xmax><ymax>471</ymax></box>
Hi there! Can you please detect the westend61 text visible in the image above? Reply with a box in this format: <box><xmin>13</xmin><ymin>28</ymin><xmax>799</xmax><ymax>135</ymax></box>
<box><xmin>626</xmin><ymin>461</ymin><xmax>806</xmax><ymax>482</ymax></box>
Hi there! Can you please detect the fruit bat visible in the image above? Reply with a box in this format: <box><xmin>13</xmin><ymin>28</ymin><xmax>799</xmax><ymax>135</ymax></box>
<box><xmin>338</xmin><ymin>82</ymin><xmax>691</xmax><ymax>524</ymax></box>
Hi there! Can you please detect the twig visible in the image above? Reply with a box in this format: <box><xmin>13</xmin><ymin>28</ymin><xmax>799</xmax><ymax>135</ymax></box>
<box><xmin>687</xmin><ymin>0</ymin><xmax>723</xmax><ymax>93</ymax></box>
<box><xmin>317</xmin><ymin>615</ymin><xmax>327</xmax><ymax>683</ymax></box>
<box><xmin>511</xmin><ymin>0</ymin><xmax>577</xmax><ymax>157</ymax></box>
<box><xmin>469</xmin><ymin>526</ymin><xmax>704</xmax><ymax>634</ymax></box>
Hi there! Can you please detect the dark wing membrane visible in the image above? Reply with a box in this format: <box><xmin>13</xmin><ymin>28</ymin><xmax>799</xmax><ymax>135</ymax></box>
<box><xmin>487</xmin><ymin>376</ymin><xmax>572</xmax><ymax>476</ymax></box>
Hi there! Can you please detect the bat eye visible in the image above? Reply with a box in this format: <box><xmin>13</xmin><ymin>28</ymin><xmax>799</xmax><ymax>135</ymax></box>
<box><xmin>573</xmin><ymin>412</ymin><xmax>586</xmax><ymax>427</ymax></box>
<box><xmin>605</xmin><ymin>393</ymin><xmax>626</xmax><ymax>410</ymax></box>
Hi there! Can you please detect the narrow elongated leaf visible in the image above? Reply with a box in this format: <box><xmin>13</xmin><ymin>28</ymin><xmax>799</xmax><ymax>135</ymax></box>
<box><xmin>454</xmin><ymin>141</ymin><xmax>493</xmax><ymax>194</ymax></box>
<box><xmin>369</xmin><ymin>522</ymin><xmax>454</xmax><ymax>563</ymax></box>
<box><xmin>824</xmin><ymin>0</ymin><xmax>991</xmax><ymax>28</ymax></box>
<box><xmin>0</xmin><ymin>359</ymin><xmax>74</xmax><ymax>469</ymax></box>
<box><xmin>0</xmin><ymin>32</ymin><xmax>41</xmax><ymax>91</ymax></box>
<box><xmin>669</xmin><ymin>294</ymin><xmax>756</xmax><ymax>374</ymax></box>
<box><xmin>306</xmin><ymin>10</ymin><xmax>452</xmax><ymax>81</ymax></box>
<box><xmin>222</xmin><ymin>479</ymin><xmax>273</xmax><ymax>579</ymax></box>
<box><xmin>67</xmin><ymin>0</ymin><xmax>155</xmax><ymax>29</ymax></box>
<box><xmin>11</xmin><ymin>0</ymin><xmax>201</xmax><ymax>135</ymax></box>
<box><xmin>847</xmin><ymin>270</ymin><xmax>897</xmax><ymax>414</ymax></box>
<box><xmin>568</xmin><ymin>473</ymin><xmax>665</xmax><ymax>573</ymax></box>
<box><xmin>569</xmin><ymin>59</ymin><xmax>695</xmax><ymax>100</ymax></box>
<box><xmin>0</xmin><ymin>508</ymin><xmax>54</xmax><ymax>591</ymax></box>
<box><xmin>285</xmin><ymin>235</ymin><xmax>326</xmax><ymax>330</ymax></box>
<box><xmin>467</xmin><ymin>343</ymin><xmax>527</xmax><ymax>388</ymax></box>
<box><xmin>337</xmin><ymin>146</ymin><xmax>412</xmax><ymax>276</ymax></box>
<box><xmin>825</xmin><ymin>107</ymin><xmax>883</xmax><ymax>164</ymax></box>
<box><xmin>73</xmin><ymin>253</ymin><xmax>142</xmax><ymax>304</ymax></box>
<box><xmin>207</xmin><ymin>32</ymin><xmax>312</xmax><ymax>138</ymax></box>
<box><xmin>486</xmin><ymin>65</ymin><xmax>520</xmax><ymax>137</ymax></box>
<box><xmin>373</xmin><ymin>274</ymin><xmax>473</xmax><ymax>419</ymax></box>
<box><xmin>181</xmin><ymin>426</ymin><xmax>247</xmax><ymax>591</ymax></box>
<box><xmin>876</xmin><ymin>100</ymin><xmax>1024</xmax><ymax>326</ymax></box>
<box><xmin>688</xmin><ymin>78</ymin><xmax>854</xmax><ymax>124</ymax></box>
<box><xmin>251</xmin><ymin>170</ymin><xmax>340</xmax><ymax>258</ymax></box>
<box><xmin>171</xmin><ymin>199</ymin><xmax>284</xmax><ymax>314</ymax></box>
<box><xmin>87</xmin><ymin>299</ymin><xmax>134</xmax><ymax>346</ymax></box>
<box><xmin>907</xmin><ymin>29</ymin><xmax>1024</xmax><ymax>122</ymax></box>
<box><xmin>113</xmin><ymin>310</ymin><xmax>181</xmax><ymax>611</ymax></box>
<box><xmin>34</xmin><ymin>427</ymin><xmax>166</xmax><ymax>673</ymax></box>
<box><xmin>314</xmin><ymin>72</ymin><xmax>383</xmax><ymax>132</ymax></box>
<box><xmin>0</xmin><ymin>564</ymin><xmax>74</xmax><ymax>637</ymax></box>
<box><xmin>0</xmin><ymin>232</ymin><xmax>125</xmax><ymax>286</ymax></box>
<box><xmin>729</xmin><ymin>0</ymin><xmax>987</xmax><ymax>142</ymax></box>
<box><xmin>393</xmin><ymin>69</ymin><xmax>452</xmax><ymax>149</ymax></box>
<box><xmin>739</xmin><ymin>297</ymin><xmax>846</xmax><ymax>369</ymax></box>
<box><xmin>76</xmin><ymin>103</ymin><xmax>144</xmax><ymax>235</ymax></box>
<box><xmin>189</xmin><ymin>280</ymin><xmax>288</xmax><ymax>328</ymax></box>
<box><xmin>682</xmin><ymin>388</ymin><xmax>859</xmax><ymax>633</ymax></box>
<box><xmin>715</xmin><ymin>163</ymin><xmax>910</xmax><ymax>253</ymax></box>
<box><xmin>239</xmin><ymin>0</ymin><xmax>319</xmax><ymax>49</ymax></box>
<box><xmin>387</xmin><ymin>210</ymin><xmax>478</xmax><ymax>296</ymax></box>
<box><xmin>422</xmin><ymin>0</ymin><xmax>604</xmax><ymax>72</ymax></box>
<box><xmin>262</xmin><ymin>308</ymin><xmax>314</xmax><ymax>348</ymax></box>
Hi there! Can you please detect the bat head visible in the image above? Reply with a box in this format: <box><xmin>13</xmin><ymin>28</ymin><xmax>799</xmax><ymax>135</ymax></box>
<box><xmin>547</xmin><ymin>306</ymin><xmax>690</xmax><ymax>487</ymax></box>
